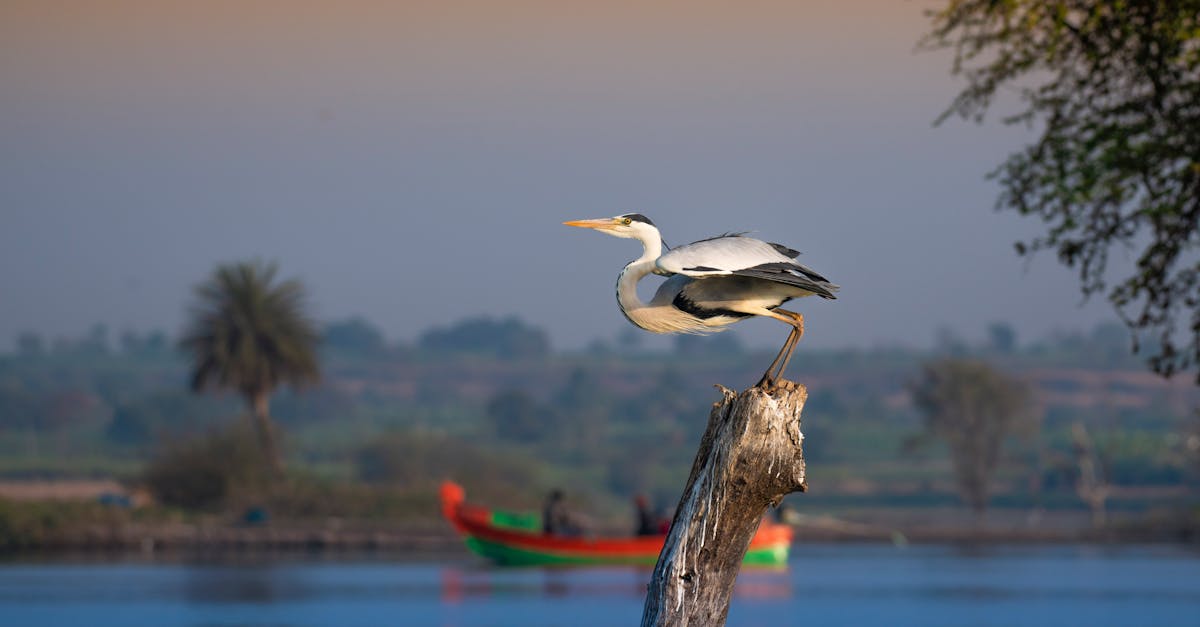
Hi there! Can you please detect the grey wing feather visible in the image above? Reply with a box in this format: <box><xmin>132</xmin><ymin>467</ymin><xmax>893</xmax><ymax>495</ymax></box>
<box><xmin>656</xmin><ymin>236</ymin><xmax>794</xmax><ymax>277</ymax></box>
<box><xmin>731</xmin><ymin>263</ymin><xmax>839</xmax><ymax>299</ymax></box>
<box><xmin>768</xmin><ymin>243</ymin><xmax>801</xmax><ymax>258</ymax></box>
<box><xmin>657</xmin><ymin>235</ymin><xmax>839</xmax><ymax>299</ymax></box>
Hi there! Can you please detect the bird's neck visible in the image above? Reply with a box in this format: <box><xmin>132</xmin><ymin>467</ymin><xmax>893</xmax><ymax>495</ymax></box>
<box><xmin>616</xmin><ymin>231</ymin><xmax>662</xmax><ymax>328</ymax></box>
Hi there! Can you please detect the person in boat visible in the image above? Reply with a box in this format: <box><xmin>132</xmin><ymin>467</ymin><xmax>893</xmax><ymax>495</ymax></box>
<box><xmin>634</xmin><ymin>494</ymin><xmax>657</xmax><ymax>536</ymax></box>
<box><xmin>542</xmin><ymin>489</ymin><xmax>583</xmax><ymax>536</ymax></box>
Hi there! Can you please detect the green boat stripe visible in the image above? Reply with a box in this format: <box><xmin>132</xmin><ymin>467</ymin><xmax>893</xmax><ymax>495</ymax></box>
<box><xmin>462</xmin><ymin>535</ymin><xmax>789</xmax><ymax>567</ymax></box>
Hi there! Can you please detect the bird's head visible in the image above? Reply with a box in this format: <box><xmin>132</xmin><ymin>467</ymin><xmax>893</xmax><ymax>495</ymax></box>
<box><xmin>563</xmin><ymin>213</ymin><xmax>658</xmax><ymax>240</ymax></box>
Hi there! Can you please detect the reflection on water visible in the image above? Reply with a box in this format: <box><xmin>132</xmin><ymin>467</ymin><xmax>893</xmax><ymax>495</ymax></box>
<box><xmin>184</xmin><ymin>563</ymin><xmax>316</xmax><ymax>604</ymax></box>
<box><xmin>1</xmin><ymin>545</ymin><xmax>1198</xmax><ymax>627</ymax></box>
<box><xmin>437</xmin><ymin>565</ymin><xmax>793</xmax><ymax>605</ymax></box>
<box><xmin>439</xmin><ymin>566</ymin><xmax>646</xmax><ymax>605</ymax></box>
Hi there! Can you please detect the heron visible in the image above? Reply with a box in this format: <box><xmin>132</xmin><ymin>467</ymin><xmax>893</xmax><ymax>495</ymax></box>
<box><xmin>565</xmin><ymin>213</ymin><xmax>838</xmax><ymax>388</ymax></box>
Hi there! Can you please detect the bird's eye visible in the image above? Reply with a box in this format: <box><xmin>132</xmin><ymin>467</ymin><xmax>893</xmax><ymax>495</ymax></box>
<box><xmin>622</xmin><ymin>218</ymin><xmax>632</xmax><ymax>225</ymax></box>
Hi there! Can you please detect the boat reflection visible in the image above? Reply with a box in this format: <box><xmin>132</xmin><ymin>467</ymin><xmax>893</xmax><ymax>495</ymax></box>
<box><xmin>439</xmin><ymin>565</ymin><xmax>792</xmax><ymax>605</ymax></box>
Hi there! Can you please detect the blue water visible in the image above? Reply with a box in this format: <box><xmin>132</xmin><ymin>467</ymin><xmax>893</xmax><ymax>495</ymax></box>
<box><xmin>1</xmin><ymin>545</ymin><xmax>1198</xmax><ymax>626</ymax></box>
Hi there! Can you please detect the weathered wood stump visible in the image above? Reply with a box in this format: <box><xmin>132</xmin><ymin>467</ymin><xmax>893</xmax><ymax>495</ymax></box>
<box><xmin>640</xmin><ymin>381</ymin><xmax>808</xmax><ymax>627</ymax></box>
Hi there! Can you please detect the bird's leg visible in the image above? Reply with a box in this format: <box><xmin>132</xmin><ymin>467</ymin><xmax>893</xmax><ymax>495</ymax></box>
<box><xmin>755</xmin><ymin>310</ymin><xmax>806</xmax><ymax>389</ymax></box>
<box><xmin>771</xmin><ymin>324</ymin><xmax>802</xmax><ymax>382</ymax></box>
<box><xmin>756</xmin><ymin>326</ymin><xmax>798</xmax><ymax>388</ymax></box>
<box><xmin>773</xmin><ymin>310</ymin><xmax>806</xmax><ymax>382</ymax></box>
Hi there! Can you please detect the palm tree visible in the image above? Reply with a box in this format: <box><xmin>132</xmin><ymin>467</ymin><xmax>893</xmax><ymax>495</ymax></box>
<box><xmin>180</xmin><ymin>260</ymin><xmax>319</xmax><ymax>474</ymax></box>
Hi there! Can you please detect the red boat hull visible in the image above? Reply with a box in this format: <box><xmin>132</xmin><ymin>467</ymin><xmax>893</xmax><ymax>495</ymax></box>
<box><xmin>440</xmin><ymin>481</ymin><xmax>792</xmax><ymax>566</ymax></box>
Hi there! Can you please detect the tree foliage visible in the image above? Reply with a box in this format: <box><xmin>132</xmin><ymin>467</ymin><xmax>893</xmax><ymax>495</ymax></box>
<box><xmin>486</xmin><ymin>389</ymin><xmax>553</xmax><ymax>442</ymax></box>
<box><xmin>143</xmin><ymin>425</ymin><xmax>268</xmax><ymax>510</ymax></box>
<box><xmin>927</xmin><ymin>0</ymin><xmax>1200</xmax><ymax>382</ymax></box>
<box><xmin>909</xmin><ymin>359</ymin><xmax>1033</xmax><ymax>516</ymax></box>
<box><xmin>418</xmin><ymin>316</ymin><xmax>550</xmax><ymax>359</ymax></box>
<box><xmin>179</xmin><ymin>260</ymin><xmax>319</xmax><ymax>471</ymax></box>
<box><xmin>322</xmin><ymin>317</ymin><xmax>387</xmax><ymax>356</ymax></box>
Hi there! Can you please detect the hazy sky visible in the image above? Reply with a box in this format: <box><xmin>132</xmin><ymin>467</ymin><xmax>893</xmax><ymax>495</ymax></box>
<box><xmin>1</xmin><ymin>0</ymin><xmax>1120</xmax><ymax>352</ymax></box>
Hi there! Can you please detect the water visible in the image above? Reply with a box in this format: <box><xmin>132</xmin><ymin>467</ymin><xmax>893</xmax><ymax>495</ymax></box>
<box><xmin>1</xmin><ymin>545</ymin><xmax>1198</xmax><ymax>626</ymax></box>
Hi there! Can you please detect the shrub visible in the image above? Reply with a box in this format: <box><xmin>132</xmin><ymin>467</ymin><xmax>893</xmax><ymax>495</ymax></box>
<box><xmin>142</xmin><ymin>425</ymin><xmax>269</xmax><ymax>510</ymax></box>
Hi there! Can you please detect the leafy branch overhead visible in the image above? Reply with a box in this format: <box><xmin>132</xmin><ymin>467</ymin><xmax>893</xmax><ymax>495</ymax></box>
<box><xmin>927</xmin><ymin>0</ymin><xmax>1200</xmax><ymax>382</ymax></box>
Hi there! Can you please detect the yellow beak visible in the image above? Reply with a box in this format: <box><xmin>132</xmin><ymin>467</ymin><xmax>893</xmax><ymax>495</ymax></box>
<box><xmin>563</xmin><ymin>218</ymin><xmax>617</xmax><ymax>230</ymax></box>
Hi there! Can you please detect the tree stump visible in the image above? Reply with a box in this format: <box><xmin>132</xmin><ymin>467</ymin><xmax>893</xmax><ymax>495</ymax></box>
<box><xmin>641</xmin><ymin>381</ymin><xmax>807</xmax><ymax>627</ymax></box>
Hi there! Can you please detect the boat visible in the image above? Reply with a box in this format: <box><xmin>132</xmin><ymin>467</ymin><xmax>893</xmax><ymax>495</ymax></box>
<box><xmin>440</xmin><ymin>481</ymin><xmax>792</xmax><ymax>566</ymax></box>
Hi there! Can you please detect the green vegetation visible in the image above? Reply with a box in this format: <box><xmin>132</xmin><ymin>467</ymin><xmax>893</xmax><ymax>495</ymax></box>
<box><xmin>143</xmin><ymin>425</ymin><xmax>271</xmax><ymax>510</ymax></box>
<box><xmin>0</xmin><ymin>498</ymin><xmax>130</xmax><ymax>551</ymax></box>
<box><xmin>179</xmin><ymin>260</ymin><xmax>320</xmax><ymax>474</ymax></box>
<box><xmin>418</xmin><ymin>316</ymin><xmax>549</xmax><ymax>360</ymax></box>
<box><xmin>928</xmin><ymin>0</ymin><xmax>1200</xmax><ymax>382</ymax></box>
<box><xmin>0</xmin><ymin>314</ymin><xmax>1197</xmax><ymax>545</ymax></box>
<box><xmin>909</xmin><ymin>359</ymin><xmax>1034</xmax><ymax>517</ymax></box>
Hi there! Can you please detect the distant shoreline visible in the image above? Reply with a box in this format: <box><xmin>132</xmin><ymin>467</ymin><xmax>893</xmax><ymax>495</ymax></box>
<box><xmin>3</xmin><ymin>518</ymin><xmax>1196</xmax><ymax>559</ymax></box>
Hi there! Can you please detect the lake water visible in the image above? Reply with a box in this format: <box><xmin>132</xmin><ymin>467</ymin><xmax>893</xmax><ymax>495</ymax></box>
<box><xmin>2</xmin><ymin>544</ymin><xmax>1198</xmax><ymax>626</ymax></box>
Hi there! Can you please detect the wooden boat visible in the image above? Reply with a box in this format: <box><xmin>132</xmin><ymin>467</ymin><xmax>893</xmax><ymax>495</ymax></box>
<box><xmin>440</xmin><ymin>481</ymin><xmax>792</xmax><ymax>566</ymax></box>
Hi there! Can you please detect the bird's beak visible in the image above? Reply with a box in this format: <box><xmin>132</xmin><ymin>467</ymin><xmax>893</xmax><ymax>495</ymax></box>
<box><xmin>563</xmin><ymin>218</ymin><xmax>616</xmax><ymax>231</ymax></box>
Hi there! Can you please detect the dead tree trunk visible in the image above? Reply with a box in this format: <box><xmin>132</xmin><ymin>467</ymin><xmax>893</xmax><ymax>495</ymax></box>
<box><xmin>641</xmin><ymin>381</ymin><xmax>807</xmax><ymax>627</ymax></box>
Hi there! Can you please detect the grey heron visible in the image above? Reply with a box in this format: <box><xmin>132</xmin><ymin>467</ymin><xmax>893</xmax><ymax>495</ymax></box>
<box><xmin>565</xmin><ymin>213</ymin><xmax>838</xmax><ymax>388</ymax></box>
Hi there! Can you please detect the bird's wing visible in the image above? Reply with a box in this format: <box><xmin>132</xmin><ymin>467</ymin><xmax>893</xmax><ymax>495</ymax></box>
<box><xmin>657</xmin><ymin>235</ymin><xmax>839</xmax><ymax>299</ymax></box>
<box><xmin>648</xmin><ymin>274</ymin><xmax>693</xmax><ymax>306</ymax></box>
<box><xmin>656</xmin><ymin>236</ymin><xmax>797</xmax><ymax>276</ymax></box>
<box><xmin>731</xmin><ymin>263</ymin><xmax>838</xmax><ymax>299</ymax></box>
<box><xmin>768</xmin><ymin>243</ymin><xmax>801</xmax><ymax>258</ymax></box>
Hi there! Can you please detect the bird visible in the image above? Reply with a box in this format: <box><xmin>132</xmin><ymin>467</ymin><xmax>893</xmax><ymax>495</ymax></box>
<box><xmin>564</xmin><ymin>213</ymin><xmax>838</xmax><ymax>388</ymax></box>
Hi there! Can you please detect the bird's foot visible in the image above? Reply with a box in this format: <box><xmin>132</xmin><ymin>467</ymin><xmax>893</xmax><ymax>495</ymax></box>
<box><xmin>755</xmin><ymin>373</ymin><xmax>799</xmax><ymax>392</ymax></box>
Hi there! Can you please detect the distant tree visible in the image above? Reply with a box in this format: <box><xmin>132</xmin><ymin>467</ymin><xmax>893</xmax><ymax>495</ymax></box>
<box><xmin>613</xmin><ymin>368</ymin><xmax>709</xmax><ymax>466</ymax></box>
<box><xmin>628</xmin><ymin>368</ymin><xmax>701</xmax><ymax>429</ymax></box>
<box><xmin>356</xmin><ymin>432</ymin><xmax>439</xmax><ymax>486</ymax></box>
<box><xmin>616</xmin><ymin>327</ymin><xmax>643</xmax><ymax>352</ymax></box>
<box><xmin>179</xmin><ymin>261</ymin><xmax>319</xmax><ymax>474</ymax></box>
<box><xmin>0</xmin><ymin>381</ymin><xmax>38</xmax><ymax>432</ymax></box>
<box><xmin>555</xmin><ymin>368</ymin><xmax>608</xmax><ymax>412</ymax></box>
<box><xmin>15</xmin><ymin>332</ymin><xmax>44</xmax><ymax>358</ymax></box>
<box><xmin>119</xmin><ymin>331</ymin><xmax>141</xmax><ymax>355</ymax></box>
<box><xmin>105</xmin><ymin>405</ymin><xmax>154</xmax><ymax>446</ymax></box>
<box><xmin>987</xmin><ymin>322</ymin><xmax>1017</xmax><ymax>354</ymax></box>
<box><xmin>585</xmin><ymin>338</ymin><xmax>613</xmax><ymax>356</ymax></box>
<box><xmin>322</xmin><ymin>317</ymin><xmax>386</xmax><ymax>356</ymax></box>
<box><xmin>418</xmin><ymin>316</ymin><xmax>550</xmax><ymax>359</ymax></box>
<box><xmin>909</xmin><ymin>359</ymin><xmax>1033</xmax><ymax>518</ymax></box>
<box><xmin>82</xmin><ymin>324</ymin><xmax>110</xmax><ymax>355</ymax></box>
<box><xmin>119</xmin><ymin>330</ymin><xmax>169</xmax><ymax>356</ymax></box>
<box><xmin>486</xmin><ymin>389</ymin><xmax>551</xmax><ymax>442</ymax></box>
<box><xmin>1089</xmin><ymin>322</ymin><xmax>1133</xmax><ymax>361</ymax></box>
<box><xmin>38</xmin><ymin>390</ymin><xmax>106</xmax><ymax>433</ymax></box>
<box><xmin>105</xmin><ymin>392</ymin><xmax>234</xmax><ymax>445</ymax></box>
<box><xmin>145</xmin><ymin>331</ymin><xmax>168</xmax><ymax>354</ymax></box>
<box><xmin>551</xmin><ymin>368</ymin><xmax>608</xmax><ymax>460</ymax></box>
<box><xmin>934</xmin><ymin>326</ymin><xmax>968</xmax><ymax>356</ymax></box>
<box><xmin>927</xmin><ymin>1</ymin><xmax>1200</xmax><ymax>383</ymax></box>
<box><xmin>270</xmin><ymin>386</ymin><xmax>355</xmax><ymax>427</ymax></box>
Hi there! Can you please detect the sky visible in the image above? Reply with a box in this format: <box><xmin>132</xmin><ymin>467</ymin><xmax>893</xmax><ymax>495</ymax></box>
<box><xmin>0</xmin><ymin>0</ymin><xmax>1122</xmax><ymax>352</ymax></box>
